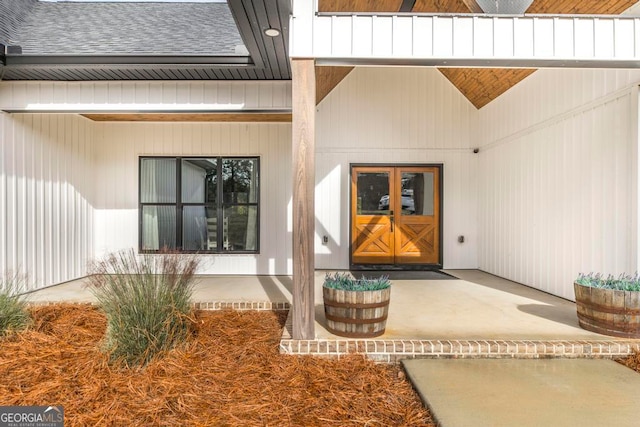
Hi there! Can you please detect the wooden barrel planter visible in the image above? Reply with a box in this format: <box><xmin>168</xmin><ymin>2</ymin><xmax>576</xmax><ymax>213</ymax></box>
<box><xmin>323</xmin><ymin>287</ymin><xmax>391</xmax><ymax>338</ymax></box>
<box><xmin>574</xmin><ymin>282</ymin><xmax>640</xmax><ymax>338</ymax></box>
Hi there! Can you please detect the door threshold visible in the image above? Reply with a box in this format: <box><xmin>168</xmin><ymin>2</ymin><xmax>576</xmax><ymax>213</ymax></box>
<box><xmin>350</xmin><ymin>264</ymin><xmax>443</xmax><ymax>271</ymax></box>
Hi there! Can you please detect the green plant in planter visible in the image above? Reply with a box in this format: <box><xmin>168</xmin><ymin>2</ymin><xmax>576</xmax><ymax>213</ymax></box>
<box><xmin>575</xmin><ymin>272</ymin><xmax>640</xmax><ymax>292</ymax></box>
<box><xmin>323</xmin><ymin>272</ymin><xmax>391</xmax><ymax>291</ymax></box>
<box><xmin>322</xmin><ymin>272</ymin><xmax>391</xmax><ymax>338</ymax></box>
<box><xmin>574</xmin><ymin>272</ymin><xmax>640</xmax><ymax>338</ymax></box>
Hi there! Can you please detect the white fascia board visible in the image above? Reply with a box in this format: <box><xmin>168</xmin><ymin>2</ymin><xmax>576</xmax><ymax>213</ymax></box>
<box><xmin>290</xmin><ymin>0</ymin><xmax>316</xmax><ymax>60</ymax></box>
<box><xmin>0</xmin><ymin>80</ymin><xmax>292</xmax><ymax>113</ymax></box>
<box><xmin>291</xmin><ymin>14</ymin><xmax>640</xmax><ymax>69</ymax></box>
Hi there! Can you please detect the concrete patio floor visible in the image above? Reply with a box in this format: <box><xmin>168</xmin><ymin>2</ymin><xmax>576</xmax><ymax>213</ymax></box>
<box><xmin>27</xmin><ymin>269</ymin><xmax>606</xmax><ymax>341</ymax></box>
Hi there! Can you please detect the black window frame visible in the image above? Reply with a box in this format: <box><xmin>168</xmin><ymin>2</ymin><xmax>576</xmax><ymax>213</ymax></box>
<box><xmin>138</xmin><ymin>155</ymin><xmax>260</xmax><ymax>254</ymax></box>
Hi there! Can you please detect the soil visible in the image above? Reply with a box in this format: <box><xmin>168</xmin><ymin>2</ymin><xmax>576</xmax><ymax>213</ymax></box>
<box><xmin>0</xmin><ymin>304</ymin><xmax>433</xmax><ymax>426</ymax></box>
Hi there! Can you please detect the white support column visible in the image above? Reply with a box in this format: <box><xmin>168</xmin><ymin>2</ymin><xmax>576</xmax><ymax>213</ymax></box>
<box><xmin>290</xmin><ymin>0</ymin><xmax>316</xmax><ymax>60</ymax></box>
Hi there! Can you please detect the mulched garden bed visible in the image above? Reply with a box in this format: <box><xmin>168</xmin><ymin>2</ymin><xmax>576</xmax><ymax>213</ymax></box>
<box><xmin>0</xmin><ymin>304</ymin><xmax>433</xmax><ymax>426</ymax></box>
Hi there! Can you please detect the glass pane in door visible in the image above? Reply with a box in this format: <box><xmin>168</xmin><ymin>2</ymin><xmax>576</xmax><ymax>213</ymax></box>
<box><xmin>401</xmin><ymin>172</ymin><xmax>434</xmax><ymax>216</ymax></box>
<box><xmin>357</xmin><ymin>172</ymin><xmax>390</xmax><ymax>215</ymax></box>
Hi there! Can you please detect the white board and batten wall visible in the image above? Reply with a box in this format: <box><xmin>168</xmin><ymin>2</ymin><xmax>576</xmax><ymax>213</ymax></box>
<box><xmin>315</xmin><ymin>67</ymin><xmax>479</xmax><ymax>270</ymax></box>
<box><xmin>0</xmin><ymin>81</ymin><xmax>292</xmax><ymax>112</ymax></box>
<box><xmin>319</xmin><ymin>66</ymin><xmax>640</xmax><ymax>300</ymax></box>
<box><xmin>478</xmin><ymin>69</ymin><xmax>640</xmax><ymax>300</ymax></box>
<box><xmin>3</xmin><ymin>69</ymin><xmax>640</xmax><ymax>301</ymax></box>
<box><xmin>0</xmin><ymin>73</ymin><xmax>481</xmax><ymax>291</ymax></box>
<box><xmin>92</xmin><ymin>121</ymin><xmax>292</xmax><ymax>276</ymax></box>
<box><xmin>0</xmin><ymin>81</ymin><xmax>293</xmax><ymax>290</ymax></box>
<box><xmin>0</xmin><ymin>112</ymin><xmax>94</xmax><ymax>290</ymax></box>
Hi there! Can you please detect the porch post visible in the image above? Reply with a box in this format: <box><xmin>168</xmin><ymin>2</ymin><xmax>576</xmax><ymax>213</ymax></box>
<box><xmin>291</xmin><ymin>58</ymin><xmax>316</xmax><ymax>340</ymax></box>
<box><xmin>633</xmin><ymin>85</ymin><xmax>640</xmax><ymax>271</ymax></box>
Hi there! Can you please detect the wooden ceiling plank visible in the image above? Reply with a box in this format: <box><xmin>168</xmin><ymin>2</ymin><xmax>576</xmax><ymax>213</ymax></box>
<box><xmin>412</xmin><ymin>0</ymin><xmax>470</xmax><ymax>13</ymax></box>
<box><xmin>316</xmin><ymin>66</ymin><xmax>355</xmax><ymax>104</ymax></box>
<box><xmin>460</xmin><ymin>0</ymin><xmax>483</xmax><ymax>13</ymax></box>
<box><xmin>81</xmin><ymin>113</ymin><xmax>292</xmax><ymax>122</ymax></box>
<box><xmin>318</xmin><ymin>0</ymin><xmax>404</xmax><ymax>12</ymax></box>
<box><xmin>439</xmin><ymin>68</ymin><xmax>536</xmax><ymax>109</ymax></box>
<box><xmin>526</xmin><ymin>0</ymin><xmax>636</xmax><ymax>14</ymax></box>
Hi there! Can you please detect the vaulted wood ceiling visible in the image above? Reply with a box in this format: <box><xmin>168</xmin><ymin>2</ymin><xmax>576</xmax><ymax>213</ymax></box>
<box><xmin>317</xmin><ymin>0</ymin><xmax>638</xmax><ymax>108</ymax></box>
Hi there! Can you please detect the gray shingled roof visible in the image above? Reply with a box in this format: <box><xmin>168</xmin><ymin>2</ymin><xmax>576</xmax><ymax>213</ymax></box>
<box><xmin>0</xmin><ymin>0</ymin><xmax>38</xmax><ymax>46</ymax></box>
<box><xmin>9</xmin><ymin>1</ymin><xmax>245</xmax><ymax>56</ymax></box>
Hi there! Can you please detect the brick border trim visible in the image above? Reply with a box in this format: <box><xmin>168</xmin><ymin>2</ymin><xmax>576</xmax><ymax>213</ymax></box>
<box><xmin>193</xmin><ymin>301</ymin><xmax>290</xmax><ymax>311</ymax></box>
<box><xmin>279</xmin><ymin>338</ymin><xmax>640</xmax><ymax>363</ymax></box>
<box><xmin>279</xmin><ymin>306</ymin><xmax>640</xmax><ymax>363</ymax></box>
<box><xmin>28</xmin><ymin>301</ymin><xmax>291</xmax><ymax>311</ymax></box>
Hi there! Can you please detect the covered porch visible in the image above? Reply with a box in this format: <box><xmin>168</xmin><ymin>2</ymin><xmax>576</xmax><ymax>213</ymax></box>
<box><xmin>2</xmin><ymin>1</ymin><xmax>640</xmax><ymax>346</ymax></box>
<box><xmin>26</xmin><ymin>270</ymin><xmax>639</xmax><ymax>362</ymax></box>
<box><xmin>288</xmin><ymin>1</ymin><xmax>640</xmax><ymax>339</ymax></box>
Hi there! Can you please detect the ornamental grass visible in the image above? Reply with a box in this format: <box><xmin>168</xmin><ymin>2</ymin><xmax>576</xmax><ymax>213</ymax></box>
<box><xmin>0</xmin><ymin>273</ymin><xmax>31</xmax><ymax>336</ymax></box>
<box><xmin>89</xmin><ymin>250</ymin><xmax>200</xmax><ymax>367</ymax></box>
<box><xmin>0</xmin><ymin>304</ymin><xmax>433</xmax><ymax>426</ymax></box>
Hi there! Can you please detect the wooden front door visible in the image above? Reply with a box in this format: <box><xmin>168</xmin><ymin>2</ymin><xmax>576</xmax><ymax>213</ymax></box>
<box><xmin>351</xmin><ymin>165</ymin><xmax>441</xmax><ymax>266</ymax></box>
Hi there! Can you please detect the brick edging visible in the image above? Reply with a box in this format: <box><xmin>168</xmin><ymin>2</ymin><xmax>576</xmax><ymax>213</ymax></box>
<box><xmin>27</xmin><ymin>300</ymin><xmax>291</xmax><ymax>312</ymax></box>
<box><xmin>279</xmin><ymin>338</ymin><xmax>640</xmax><ymax>363</ymax></box>
<box><xmin>193</xmin><ymin>301</ymin><xmax>290</xmax><ymax>311</ymax></box>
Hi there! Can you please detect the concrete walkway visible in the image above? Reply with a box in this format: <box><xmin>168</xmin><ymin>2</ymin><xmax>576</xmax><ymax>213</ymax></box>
<box><xmin>403</xmin><ymin>358</ymin><xmax>640</xmax><ymax>427</ymax></box>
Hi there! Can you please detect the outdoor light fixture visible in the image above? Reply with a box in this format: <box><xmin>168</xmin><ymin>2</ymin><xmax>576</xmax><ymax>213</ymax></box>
<box><xmin>264</xmin><ymin>28</ymin><xmax>280</xmax><ymax>37</ymax></box>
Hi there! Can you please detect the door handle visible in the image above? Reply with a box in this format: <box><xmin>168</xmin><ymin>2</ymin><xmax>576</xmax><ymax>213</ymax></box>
<box><xmin>390</xmin><ymin>210</ymin><xmax>394</xmax><ymax>232</ymax></box>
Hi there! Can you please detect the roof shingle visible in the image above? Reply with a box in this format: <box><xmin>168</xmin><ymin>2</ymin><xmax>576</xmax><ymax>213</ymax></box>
<box><xmin>0</xmin><ymin>0</ymin><xmax>38</xmax><ymax>46</ymax></box>
<box><xmin>11</xmin><ymin>2</ymin><xmax>245</xmax><ymax>56</ymax></box>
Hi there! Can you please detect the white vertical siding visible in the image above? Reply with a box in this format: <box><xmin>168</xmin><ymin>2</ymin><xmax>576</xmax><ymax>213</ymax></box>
<box><xmin>478</xmin><ymin>68</ymin><xmax>640</xmax><ymax>300</ymax></box>
<box><xmin>316</xmin><ymin>67</ymin><xmax>479</xmax><ymax>269</ymax></box>
<box><xmin>93</xmin><ymin>122</ymin><xmax>292</xmax><ymax>275</ymax></box>
<box><xmin>0</xmin><ymin>113</ymin><xmax>94</xmax><ymax>290</ymax></box>
<box><xmin>0</xmin><ymin>81</ymin><xmax>292</xmax><ymax>112</ymax></box>
<box><xmin>296</xmin><ymin>14</ymin><xmax>640</xmax><ymax>68</ymax></box>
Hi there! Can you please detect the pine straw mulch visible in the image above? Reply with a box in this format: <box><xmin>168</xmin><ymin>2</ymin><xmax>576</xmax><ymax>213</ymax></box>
<box><xmin>0</xmin><ymin>304</ymin><xmax>433</xmax><ymax>426</ymax></box>
<box><xmin>617</xmin><ymin>350</ymin><xmax>640</xmax><ymax>374</ymax></box>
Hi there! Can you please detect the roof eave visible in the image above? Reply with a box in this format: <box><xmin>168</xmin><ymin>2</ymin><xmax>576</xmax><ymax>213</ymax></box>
<box><xmin>4</xmin><ymin>54</ymin><xmax>254</xmax><ymax>67</ymax></box>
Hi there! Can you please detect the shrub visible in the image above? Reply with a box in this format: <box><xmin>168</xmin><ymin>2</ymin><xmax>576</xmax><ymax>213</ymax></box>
<box><xmin>575</xmin><ymin>272</ymin><xmax>640</xmax><ymax>292</ymax></box>
<box><xmin>0</xmin><ymin>274</ymin><xmax>31</xmax><ymax>336</ymax></box>
<box><xmin>89</xmin><ymin>249</ymin><xmax>200</xmax><ymax>367</ymax></box>
<box><xmin>323</xmin><ymin>272</ymin><xmax>391</xmax><ymax>291</ymax></box>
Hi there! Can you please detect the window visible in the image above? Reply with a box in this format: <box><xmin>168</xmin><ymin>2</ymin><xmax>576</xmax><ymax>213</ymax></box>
<box><xmin>139</xmin><ymin>156</ymin><xmax>259</xmax><ymax>253</ymax></box>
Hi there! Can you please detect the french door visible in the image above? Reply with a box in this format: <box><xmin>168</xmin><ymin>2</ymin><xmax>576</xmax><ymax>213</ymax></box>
<box><xmin>350</xmin><ymin>165</ymin><xmax>441</xmax><ymax>266</ymax></box>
